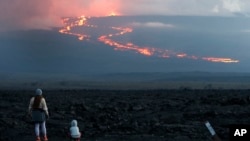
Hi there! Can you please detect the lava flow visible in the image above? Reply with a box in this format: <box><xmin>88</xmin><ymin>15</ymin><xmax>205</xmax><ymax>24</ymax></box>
<box><xmin>59</xmin><ymin>16</ymin><xmax>91</xmax><ymax>41</ymax></box>
<box><xmin>59</xmin><ymin>16</ymin><xmax>239</xmax><ymax>63</ymax></box>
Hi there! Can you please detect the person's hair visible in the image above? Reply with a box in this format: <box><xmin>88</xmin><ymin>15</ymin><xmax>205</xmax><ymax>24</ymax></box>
<box><xmin>32</xmin><ymin>95</ymin><xmax>44</xmax><ymax>109</ymax></box>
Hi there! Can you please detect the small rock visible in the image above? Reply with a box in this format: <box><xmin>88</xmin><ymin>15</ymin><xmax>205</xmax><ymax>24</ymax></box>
<box><xmin>132</xmin><ymin>105</ymin><xmax>143</xmax><ymax>111</ymax></box>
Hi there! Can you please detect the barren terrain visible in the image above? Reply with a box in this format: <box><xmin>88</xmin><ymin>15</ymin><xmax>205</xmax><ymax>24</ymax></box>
<box><xmin>1</xmin><ymin>89</ymin><xmax>250</xmax><ymax>141</ymax></box>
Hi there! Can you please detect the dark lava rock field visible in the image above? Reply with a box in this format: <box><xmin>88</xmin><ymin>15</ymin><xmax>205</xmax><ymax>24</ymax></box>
<box><xmin>1</xmin><ymin>89</ymin><xmax>250</xmax><ymax>141</ymax></box>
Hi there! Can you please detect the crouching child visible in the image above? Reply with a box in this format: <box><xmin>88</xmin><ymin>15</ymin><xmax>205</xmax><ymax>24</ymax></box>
<box><xmin>69</xmin><ymin>120</ymin><xmax>81</xmax><ymax>141</ymax></box>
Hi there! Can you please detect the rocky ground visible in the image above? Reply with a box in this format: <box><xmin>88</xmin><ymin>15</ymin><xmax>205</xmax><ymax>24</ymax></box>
<box><xmin>1</xmin><ymin>89</ymin><xmax>250</xmax><ymax>141</ymax></box>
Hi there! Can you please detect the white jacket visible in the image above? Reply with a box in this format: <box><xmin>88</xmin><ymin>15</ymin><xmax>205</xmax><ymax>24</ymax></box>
<box><xmin>70</xmin><ymin>120</ymin><xmax>81</xmax><ymax>138</ymax></box>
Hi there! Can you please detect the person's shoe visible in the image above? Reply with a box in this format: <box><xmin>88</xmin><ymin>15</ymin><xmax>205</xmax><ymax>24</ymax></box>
<box><xmin>42</xmin><ymin>135</ymin><xmax>48</xmax><ymax>141</ymax></box>
<box><xmin>36</xmin><ymin>136</ymin><xmax>41</xmax><ymax>141</ymax></box>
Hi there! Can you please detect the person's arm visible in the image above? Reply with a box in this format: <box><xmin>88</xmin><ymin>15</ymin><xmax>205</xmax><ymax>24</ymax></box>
<box><xmin>41</xmin><ymin>98</ymin><xmax>49</xmax><ymax>116</ymax></box>
<box><xmin>28</xmin><ymin>97</ymin><xmax>34</xmax><ymax>114</ymax></box>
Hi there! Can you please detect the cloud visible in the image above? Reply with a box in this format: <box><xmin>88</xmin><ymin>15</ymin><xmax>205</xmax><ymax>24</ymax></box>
<box><xmin>0</xmin><ymin>1</ymin><xmax>53</xmax><ymax>31</ymax></box>
<box><xmin>222</xmin><ymin>0</ymin><xmax>242</xmax><ymax>12</ymax></box>
<box><xmin>212</xmin><ymin>5</ymin><xmax>220</xmax><ymax>13</ymax></box>
<box><xmin>0</xmin><ymin>0</ymin><xmax>121</xmax><ymax>31</ymax></box>
<box><xmin>132</xmin><ymin>22</ymin><xmax>175</xmax><ymax>28</ymax></box>
<box><xmin>1</xmin><ymin>0</ymin><xmax>250</xmax><ymax>31</ymax></box>
<box><xmin>211</xmin><ymin>0</ymin><xmax>249</xmax><ymax>16</ymax></box>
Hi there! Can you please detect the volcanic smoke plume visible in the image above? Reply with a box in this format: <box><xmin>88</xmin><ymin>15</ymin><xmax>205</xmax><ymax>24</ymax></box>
<box><xmin>0</xmin><ymin>0</ymin><xmax>121</xmax><ymax>31</ymax></box>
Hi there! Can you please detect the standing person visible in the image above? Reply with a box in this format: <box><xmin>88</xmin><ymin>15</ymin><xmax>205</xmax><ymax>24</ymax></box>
<box><xmin>69</xmin><ymin>120</ymin><xmax>81</xmax><ymax>141</ymax></box>
<box><xmin>28</xmin><ymin>88</ymin><xmax>49</xmax><ymax>141</ymax></box>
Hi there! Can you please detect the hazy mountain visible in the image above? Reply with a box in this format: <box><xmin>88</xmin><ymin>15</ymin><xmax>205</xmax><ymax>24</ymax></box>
<box><xmin>0</xmin><ymin>16</ymin><xmax>249</xmax><ymax>77</ymax></box>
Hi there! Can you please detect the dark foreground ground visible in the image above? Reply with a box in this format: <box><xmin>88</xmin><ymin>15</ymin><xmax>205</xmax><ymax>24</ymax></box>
<box><xmin>1</xmin><ymin>89</ymin><xmax>250</xmax><ymax>141</ymax></box>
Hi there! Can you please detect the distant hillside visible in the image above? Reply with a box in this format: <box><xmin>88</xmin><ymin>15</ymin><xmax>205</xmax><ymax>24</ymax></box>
<box><xmin>1</xmin><ymin>72</ymin><xmax>250</xmax><ymax>90</ymax></box>
<box><xmin>94</xmin><ymin>72</ymin><xmax>250</xmax><ymax>83</ymax></box>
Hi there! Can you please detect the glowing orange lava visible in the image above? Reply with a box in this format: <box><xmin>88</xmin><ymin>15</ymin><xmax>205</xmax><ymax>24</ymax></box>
<box><xmin>202</xmin><ymin>57</ymin><xmax>239</xmax><ymax>63</ymax></box>
<box><xmin>58</xmin><ymin>16</ymin><xmax>239</xmax><ymax>64</ymax></box>
<box><xmin>59</xmin><ymin>16</ymin><xmax>91</xmax><ymax>41</ymax></box>
<box><xmin>108</xmin><ymin>12</ymin><xmax>118</xmax><ymax>16</ymax></box>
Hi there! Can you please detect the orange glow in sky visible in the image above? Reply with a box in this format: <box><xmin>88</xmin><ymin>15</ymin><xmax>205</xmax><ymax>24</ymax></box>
<box><xmin>108</xmin><ymin>12</ymin><xmax>120</xmax><ymax>16</ymax></box>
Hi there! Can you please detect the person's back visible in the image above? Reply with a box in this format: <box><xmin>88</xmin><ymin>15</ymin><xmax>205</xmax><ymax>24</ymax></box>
<box><xmin>28</xmin><ymin>88</ymin><xmax>49</xmax><ymax>141</ymax></box>
<box><xmin>70</xmin><ymin>120</ymin><xmax>81</xmax><ymax>141</ymax></box>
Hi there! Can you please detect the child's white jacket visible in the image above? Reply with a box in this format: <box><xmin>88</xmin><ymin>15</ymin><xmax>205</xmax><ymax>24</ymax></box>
<box><xmin>70</xmin><ymin>120</ymin><xmax>81</xmax><ymax>138</ymax></box>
